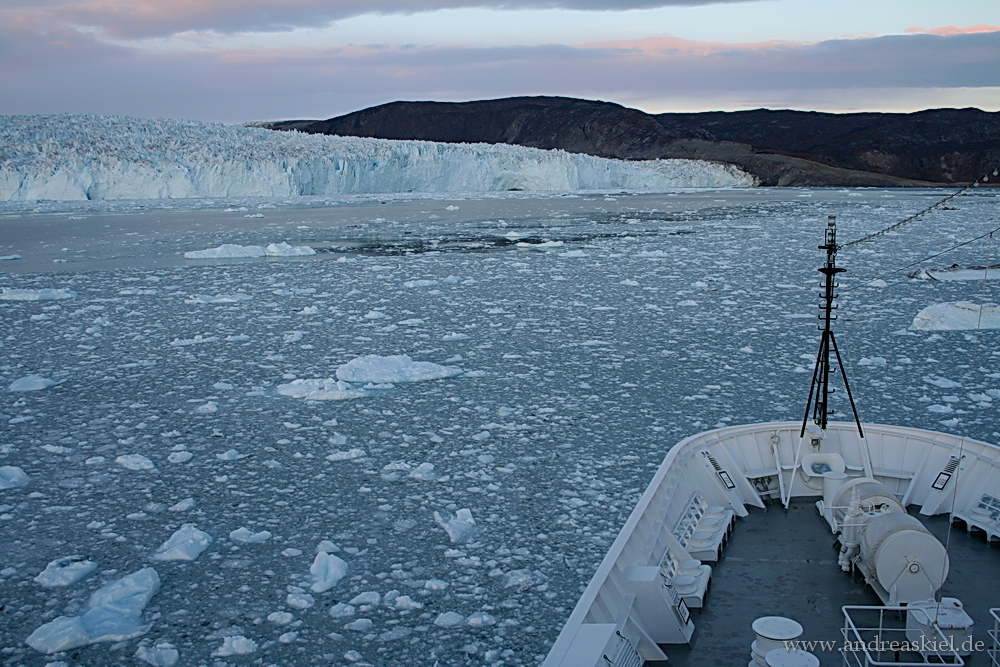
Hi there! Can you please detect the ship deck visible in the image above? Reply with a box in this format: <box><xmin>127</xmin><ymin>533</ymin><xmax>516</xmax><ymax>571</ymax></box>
<box><xmin>661</xmin><ymin>499</ymin><xmax>1000</xmax><ymax>666</ymax></box>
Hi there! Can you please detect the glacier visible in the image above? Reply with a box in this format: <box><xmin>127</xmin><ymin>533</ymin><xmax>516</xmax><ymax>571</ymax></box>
<box><xmin>0</xmin><ymin>114</ymin><xmax>755</xmax><ymax>201</ymax></box>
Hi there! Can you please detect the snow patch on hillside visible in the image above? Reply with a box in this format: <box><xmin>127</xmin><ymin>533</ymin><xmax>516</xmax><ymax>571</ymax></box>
<box><xmin>0</xmin><ymin>114</ymin><xmax>756</xmax><ymax>201</ymax></box>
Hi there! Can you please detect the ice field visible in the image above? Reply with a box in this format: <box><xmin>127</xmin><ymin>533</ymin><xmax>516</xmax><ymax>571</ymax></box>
<box><xmin>1</xmin><ymin>188</ymin><xmax>999</xmax><ymax>667</ymax></box>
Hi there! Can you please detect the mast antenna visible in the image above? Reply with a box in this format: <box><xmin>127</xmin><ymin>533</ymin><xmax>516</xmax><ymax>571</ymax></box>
<box><xmin>800</xmin><ymin>216</ymin><xmax>865</xmax><ymax>438</ymax></box>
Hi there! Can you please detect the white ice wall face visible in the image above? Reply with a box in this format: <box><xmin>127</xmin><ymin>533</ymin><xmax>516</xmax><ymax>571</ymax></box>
<box><xmin>0</xmin><ymin>114</ymin><xmax>757</xmax><ymax>201</ymax></box>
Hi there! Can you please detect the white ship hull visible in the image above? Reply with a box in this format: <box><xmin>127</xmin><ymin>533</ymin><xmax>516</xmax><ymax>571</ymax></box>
<box><xmin>542</xmin><ymin>421</ymin><xmax>1000</xmax><ymax>667</ymax></box>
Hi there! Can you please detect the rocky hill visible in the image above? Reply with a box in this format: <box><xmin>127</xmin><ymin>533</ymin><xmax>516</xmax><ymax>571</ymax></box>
<box><xmin>263</xmin><ymin>97</ymin><xmax>1000</xmax><ymax>187</ymax></box>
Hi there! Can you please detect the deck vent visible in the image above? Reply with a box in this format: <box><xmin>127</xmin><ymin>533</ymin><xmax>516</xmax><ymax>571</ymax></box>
<box><xmin>931</xmin><ymin>456</ymin><xmax>961</xmax><ymax>491</ymax></box>
<box><xmin>703</xmin><ymin>452</ymin><xmax>736</xmax><ymax>489</ymax></box>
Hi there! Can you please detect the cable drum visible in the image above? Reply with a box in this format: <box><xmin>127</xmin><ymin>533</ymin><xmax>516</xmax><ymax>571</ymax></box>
<box><xmin>859</xmin><ymin>512</ymin><xmax>949</xmax><ymax>604</ymax></box>
<box><xmin>830</xmin><ymin>478</ymin><xmax>905</xmax><ymax>526</ymax></box>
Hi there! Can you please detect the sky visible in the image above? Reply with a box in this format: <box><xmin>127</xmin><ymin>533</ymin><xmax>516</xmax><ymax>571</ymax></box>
<box><xmin>1</xmin><ymin>0</ymin><xmax>999</xmax><ymax>123</ymax></box>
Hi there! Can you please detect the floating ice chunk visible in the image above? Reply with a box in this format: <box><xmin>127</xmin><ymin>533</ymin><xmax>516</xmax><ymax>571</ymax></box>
<box><xmin>467</xmin><ymin>612</ymin><xmax>496</xmax><ymax>627</ymax></box>
<box><xmin>268</xmin><ymin>611</ymin><xmax>294</xmax><ymax>625</ymax></box>
<box><xmin>442</xmin><ymin>332</ymin><xmax>470</xmax><ymax>340</ymax></box>
<box><xmin>434</xmin><ymin>508</ymin><xmax>478</xmax><ymax>543</ymax></box>
<box><xmin>1</xmin><ymin>288</ymin><xmax>76</xmax><ymax>300</ymax></box>
<box><xmin>336</xmin><ymin>354</ymin><xmax>464</xmax><ymax>384</ymax></box>
<box><xmin>867</xmin><ymin>279</ymin><xmax>889</xmax><ymax>287</ymax></box>
<box><xmin>265</xmin><ymin>242</ymin><xmax>315</xmax><ymax>256</ymax></box>
<box><xmin>559</xmin><ymin>249</ymin><xmax>588</xmax><ymax>257</ymax></box>
<box><xmin>408</xmin><ymin>462</ymin><xmax>438</xmax><ymax>481</ymax></box>
<box><xmin>195</xmin><ymin>401</ymin><xmax>218</xmax><ymax>414</ymax></box>
<box><xmin>212</xmin><ymin>636</ymin><xmax>257</xmax><ymax>656</ymax></box>
<box><xmin>277</xmin><ymin>378</ymin><xmax>368</xmax><ymax>401</ymax></box>
<box><xmin>925</xmin><ymin>376</ymin><xmax>961</xmax><ymax>389</ymax></box>
<box><xmin>286</xmin><ymin>593</ymin><xmax>314</xmax><ymax>609</ymax></box>
<box><xmin>348</xmin><ymin>591</ymin><xmax>380</xmax><ymax>607</ymax></box>
<box><xmin>117</xmin><ymin>454</ymin><xmax>155</xmax><ymax>471</ymax></box>
<box><xmin>215</xmin><ymin>449</ymin><xmax>245</xmax><ymax>460</ymax></box>
<box><xmin>0</xmin><ymin>466</ymin><xmax>30</xmax><ymax>489</ymax></box>
<box><xmin>434</xmin><ymin>612</ymin><xmax>465</xmax><ymax>628</ymax></box>
<box><xmin>910</xmin><ymin>301</ymin><xmax>1000</xmax><ymax>331</ymax></box>
<box><xmin>637</xmin><ymin>250</ymin><xmax>668</xmax><ymax>258</ymax></box>
<box><xmin>135</xmin><ymin>643</ymin><xmax>179</xmax><ymax>667</ymax></box>
<box><xmin>502</xmin><ymin>569</ymin><xmax>538</xmax><ymax>591</ymax></box>
<box><xmin>169</xmin><ymin>335</ymin><xmax>217</xmax><ymax>346</ymax></box>
<box><xmin>857</xmin><ymin>357</ymin><xmax>887</xmax><ymax>367</ymax></box>
<box><xmin>344</xmin><ymin>618</ymin><xmax>373</xmax><ymax>631</ymax></box>
<box><xmin>8</xmin><ymin>375</ymin><xmax>56</xmax><ymax>391</ymax></box>
<box><xmin>184</xmin><ymin>244</ymin><xmax>265</xmax><ymax>259</ymax></box>
<box><xmin>310</xmin><ymin>552</ymin><xmax>349</xmax><ymax>593</ymax></box>
<box><xmin>229</xmin><ymin>527</ymin><xmax>272</xmax><ymax>543</ymax></box>
<box><xmin>326</xmin><ymin>449</ymin><xmax>367</xmax><ymax>461</ymax></box>
<box><xmin>393</xmin><ymin>595</ymin><xmax>423</xmax><ymax>610</ymax></box>
<box><xmin>403</xmin><ymin>279</ymin><xmax>438</xmax><ymax>288</ymax></box>
<box><xmin>0</xmin><ymin>254</ymin><xmax>21</xmax><ymax>260</ymax></box>
<box><xmin>166</xmin><ymin>451</ymin><xmax>193</xmax><ymax>464</ymax></box>
<box><xmin>168</xmin><ymin>498</ymin><xmax>195</xmax><ymax>512</ymax></box>
<box><xmin>927</xmin><ymin>404</ymin><xmax>954</xmax><ymax>414</ymax></box>
<box><xmin>34</xmin><ymin>556</ymin><xmax>97</xmax><ymax>587</ymax></box>
<box><xmin>677</xmin><ymin>300</ymin><xmax>698</xmax><ymax>307</ymax></box>
<box><xmin>424</xmin><ymin>579</ymin><xmax>448</xmax><ymax>591</ymax></box>
<box><xmin>517</xmin><ymin>241</ymin><xmax>564</xmax><ymax>250</ymax></box>
<box><xmin>329</xmin><ymin>603</ymin><xmax>356</xmax><ymax>618</ymax></box>
<box><xmin>185</xmin><ymin>293</ymin><xmax>253</xmax><ymax>303</ymax></box>
<box><xmin>26</xmin><ymin>568</ymin><xmax>160</xmax><ymax>654</ymax></box>
<box><xmin>445</xmin><ymin>205</ymin><xmax>460</xmax><ymax>210</ymax></box>
<box><xmin>152</xmin><ymin>525</ymin><xmax>212</xmax><ymax>561</ymax></box>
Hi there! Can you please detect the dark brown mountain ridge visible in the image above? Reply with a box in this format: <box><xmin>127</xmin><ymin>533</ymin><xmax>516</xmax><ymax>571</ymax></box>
<box><xmin>261</xmin><ymin>96</ymin><xmax>1000</xmax><ymax>187</ymax></box>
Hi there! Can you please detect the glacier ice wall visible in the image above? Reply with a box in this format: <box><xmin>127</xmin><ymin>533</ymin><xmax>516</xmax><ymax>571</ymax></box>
<box><xmin>0</xmin><ymin>115</ymin><xmax>756</xmax><ymax>201</ymax></box>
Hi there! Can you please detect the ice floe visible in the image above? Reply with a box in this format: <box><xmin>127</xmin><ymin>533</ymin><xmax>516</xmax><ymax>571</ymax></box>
<box><xmin>0</xmin><ymin>466</ymin><xmax>30</xmax><ymax>489</ymax></box>
<box><xmin>910</xmin><ymin>301</ymin><xmax>1000</xmax><ymax>331</ymax></box>
<box><xmin>434</xmin><ymin>508</ymin><xmax>478</xmax><ymax>543</ymax></box>
<box><xmin>135</xmin><ymin>642</ymin><xmax>180</xmax><ymax>667</ymax></box>
<box><xmin>184</xmin><ymin>244</ymin><xmax>265</xmax><ymax>259</ymax></box>
<box><xmin>310</xmin><ymin>551</ymin><xmax>349</xmax><ymax>593</ymax></box>
<box><xmin>336</xmin><ymin>354</ymin><xmax>464</xmax><ymax>383</ymax></box>
<box><xmin>8</xmin><ymin>375</ymin><xmax>56</xmax><ymax>391</ymax></box>
<box><xmin>34</xmin><ymin>556</ymin><xmax>97</xmax><ymax>587</ymax></box>
<box><xmin>25</xmin><ymin>568</ymin><xmax>160</xmax><ymax>654</ymax></box>
<box><xmin>151</xmin><ymin>525</ymin><xmax>213</xmax><ymax>561</ymax></box>
<box><xmin>276</xmin><ymin>378</ymin><xmax>368</xmax><ymax>401</ymax></box>
<box><xmin>1</xmin><ymin>288</ymin><xmax>76</xmax><ymax>300</ymax></box>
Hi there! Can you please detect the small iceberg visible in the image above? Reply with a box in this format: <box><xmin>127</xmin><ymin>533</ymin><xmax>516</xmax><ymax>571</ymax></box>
<box><xmin>310</xmin><ymin>551</ymin><xmax>349</xmax><ymax>593</ymax></box>
<box><xmin>25</xmin><ymin>568</ymin><xmax>160</xmax><ymax>654</ymax></box>
<box><xmin>151</xmin><ymin>525</ymin><xmax>213</xmax><ymax>561</ymax></box>
<box><xmin>0</xmin><ymin>465</ymin><xmax>30</xmax><ymax>489</ymax></box>
<box><xmin>276</xmin><ymin>378</ymin><xmax>368</xmax><ymax>401</ymax></box>
<box><xmin>34</xmin><ymin>556</ymin><xmax>98</xmax><ymax>588</ymax></box>
<box><xmin>434</xmin><ymin>508</ymin><xmax>478</xmax><ymax>543</ymax></box>
<box><xmin>184</xmin><ymin>244</ymin><xmax>265</xmax><ymax>259</ymax></box>
<box><xmin>1</xmin><ymin>288</ymin><xmax>76</xmax><ymax>300</ymax></box>
<box><xmin>910</xmin><ymin>301</ymin><xmax>1000</xmax><ymax>331</ymax></box>
<box><xmin>8</xmin><ymin>375</ymin><xmax>56</xmax><ymax>391</ymax></box>
<box><xmin>336</xmin><ymin>354</ymin><xmax>464</xmax><ymax>384</ymax></box>
<box><xmin>265</xmin><ymin>242</ymin><xmax>315</xmax><ymax>256</ymax></box>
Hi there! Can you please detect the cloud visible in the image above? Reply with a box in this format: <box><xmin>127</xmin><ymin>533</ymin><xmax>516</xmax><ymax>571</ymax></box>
<box><xmin>906</xmin><ymin>25</ymin><xmax>1000</xmax><ymax>37</ymax></box>
<box><xmin>3</xmin><ymin>0</ymin><xmax>759</xmax><ymax>39</ymax></box>
<box><xmin>1</xmin><ymin>25</ymin><xmax>998</xmax><ymax>122</ymax></box>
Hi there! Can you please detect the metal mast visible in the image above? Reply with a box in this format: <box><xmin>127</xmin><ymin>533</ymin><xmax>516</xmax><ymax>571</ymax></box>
<box><xmin>800</xmin><ymin>216</ymin><xmax>864</xmax><ymax>438</ymax></box>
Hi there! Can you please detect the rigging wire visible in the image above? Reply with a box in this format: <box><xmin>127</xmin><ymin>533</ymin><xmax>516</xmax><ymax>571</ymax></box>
<box><xmin>840</xmin><ymin>165</ymin><xmax>1000</xmax><ymax>250</ymax></box>
<box><xmin>839</xmin><ymin>223</ymin><xmax>1000</xmax><ymax>295</ymax></box>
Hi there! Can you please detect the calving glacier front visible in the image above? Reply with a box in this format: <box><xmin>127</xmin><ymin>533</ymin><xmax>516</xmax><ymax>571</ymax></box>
<box><xmin>0</xmin><ymin>115</ymin><xmax>755</xmax><ymax>201</ymax></box>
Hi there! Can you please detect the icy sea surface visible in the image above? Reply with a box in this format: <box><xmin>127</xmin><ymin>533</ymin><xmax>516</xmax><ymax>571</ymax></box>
<box><xmin>1</xmin><ymin>189</ymin><xmax>998</xmax><ymax>667</ymax></box>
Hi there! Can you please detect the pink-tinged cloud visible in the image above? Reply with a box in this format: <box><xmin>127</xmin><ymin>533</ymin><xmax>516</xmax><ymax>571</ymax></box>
<box><xmin>906</xmin><ymin>25</ymin><xmax>1000</xmax><ymax>37</ymax></box>
<box><xmin>1</xmin><ymin>27</ymin><xmax>998</xmax><ymax>122</ymax></box>
<box><xmin>4</xmin><ymin>0</ymin><xmax>758</xmax><ymax>39</ymax></box>
<box><xmin>581</xmin><ymin>35</ymin><xmax>806</xmax><ymax>57</ymax></box>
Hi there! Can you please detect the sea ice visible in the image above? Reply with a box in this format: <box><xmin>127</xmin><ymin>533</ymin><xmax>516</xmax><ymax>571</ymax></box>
<box><xmin>0</xmin><ymin>466</ymin><xmax>30</xmax><ymax>489</ymax></box>
<box><xmin>151</xmin><ymin>525</ymin><xmax>213</xmax><ymax>561</ymax></box>
<box><xmin>277</xmin><ymin>378</ymin><xmax>368</xmax><ymax>401</ymax></box>
<box><xmin>116</xmin><ymin>454</ymin><xmax>155</xmax><ymax>471</ymax></box>
<box><xmin>185</xmin><ymin>293</ymin><xmax>253</xmax><ymax>303</ymax></box>
<box><xmin>310</xmin><ymin>552</ymin><xmax>349</xmax><ymax>592</ymax></box>
<box><xmin>1</xmin><ymin>288</ymin><xmax>76</xmax><ymax>300</ymax></box>
<box><xmin>34</xmin><ymin>556</ymin><xmax>97</xmax><ymax>587</ymax></box>
<box><xmin>336</xmin><ymin>354</ymin><xmax>464</xmax><ymax>383</ymax></box>
<box><xmin>135</xmin><ymin>642</ymin><xmax>180</xmax><ymax>667</ymax></box>
<box><xmin>229</xmin><ymin>527</ymin><xmax>272</xmax><ymax>543</ymax></box>
<box><xmin>25</xmin><ymin>568</ymin><xmax>160</xmax><ymax>654</ymax></box>
<box><xmin>8</xmin><ymin>375</ymin><xmax>56</xmax><ymax>391</ymax></box>
<box><xmin>434</xmin><ymin>612</ymin><xmax>465</xmax><ymax>628</ymax></box>
<box><xmin>212</xmin><ymin>636</ymin><xmax>257</xmax><ymax>656</ymax></box>
<box><xmin>910</xmin><ymin>301</ymin><xmax>1000</xmax><ymax>331</ymax></box>
<box><xmin>265</xmin><ymin>242</ymin><xmax>315</xmax><ymax>256</ymax></box>
<box><xmin>434</xmin><ymin>508</ymin><xmax>478</xmax><ymax>543</ymax></box>
<box><xmin>184</xmin><ymin>244</ymin><xmax>265</xmax><ymax>259</ymax></box>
